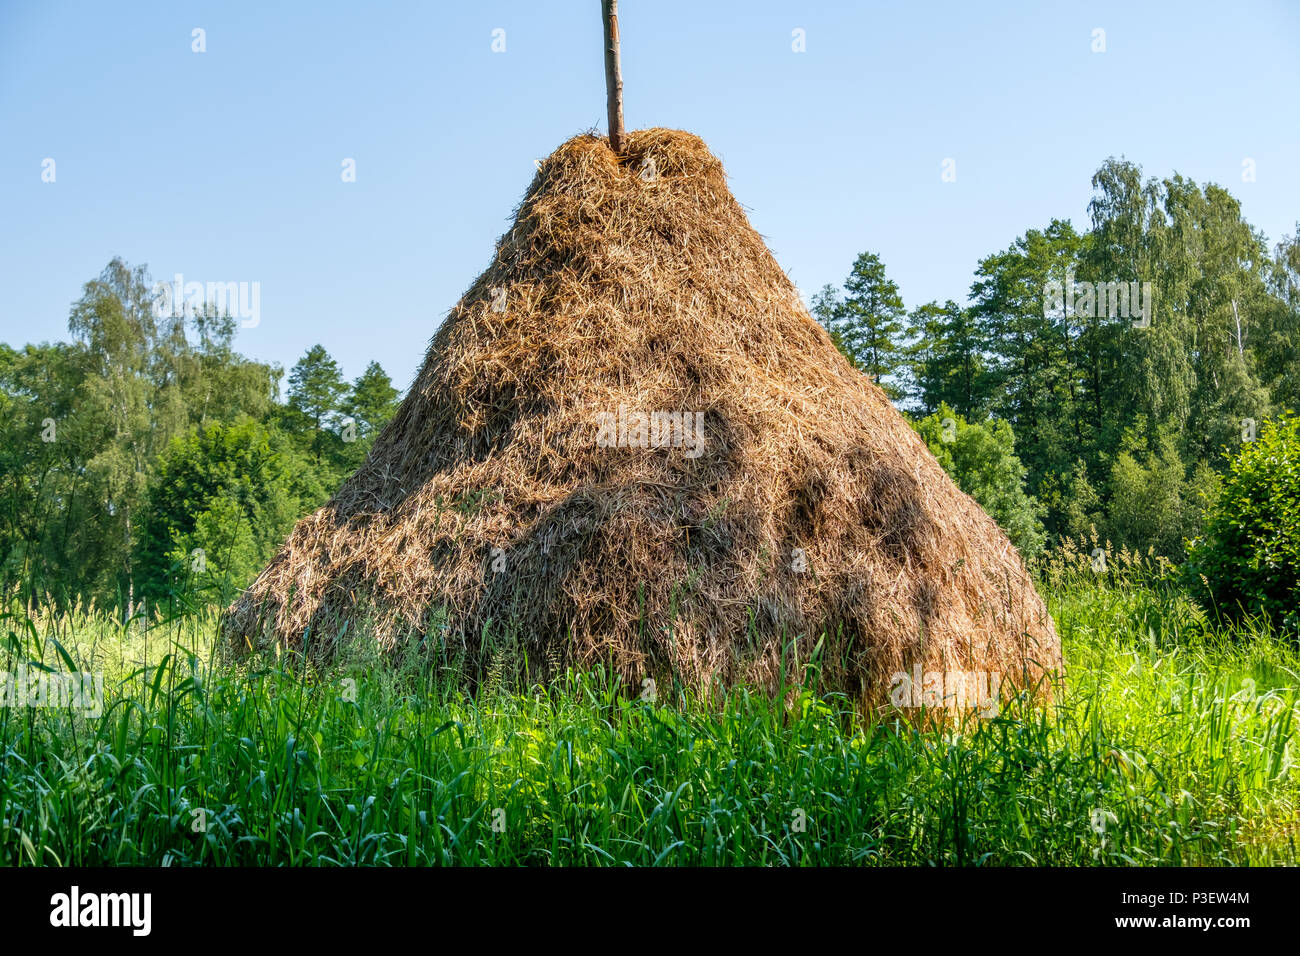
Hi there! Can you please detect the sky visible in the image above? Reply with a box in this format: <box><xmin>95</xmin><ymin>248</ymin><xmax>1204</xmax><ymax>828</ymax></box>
<box><xmin>2</xmin><ymin>0</ymin><xmax>1298</xmax><ymax>393</ymax></box>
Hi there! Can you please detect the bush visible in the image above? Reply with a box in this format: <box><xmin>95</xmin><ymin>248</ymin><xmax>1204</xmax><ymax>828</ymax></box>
<box><xmin>914</xmin><ymin>404</ymin><xmax>1046</xmax><ymax>559</ymax></box>
<box><xmin>1184</xmin><ymin>414</ymin><xmax>1300</xmax><ymax>633</ymax></box>
<box><xmin>134</xmin><ymin>417</ymin><xmax>328</xmax><ymax>606</ymax></box>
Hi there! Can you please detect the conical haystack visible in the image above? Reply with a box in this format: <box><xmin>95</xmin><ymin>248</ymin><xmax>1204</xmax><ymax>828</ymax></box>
<box><xmin>225</xmin><ymin>128</ymin><xmax>1061</xmax><ymax>712</ymax></box>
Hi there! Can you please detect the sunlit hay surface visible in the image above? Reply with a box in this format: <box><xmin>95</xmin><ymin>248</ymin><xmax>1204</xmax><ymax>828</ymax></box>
<box><xmin>224</xmin><ymin>128</ymin><xmax>1062</xmax><ymax>712</ymax></box>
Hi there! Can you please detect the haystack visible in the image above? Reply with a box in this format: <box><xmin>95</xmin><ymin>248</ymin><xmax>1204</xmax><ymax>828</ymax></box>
<box><xmin>224</xmin><ymin>128</ymin><xmax>1061</xmax><ymax>712</ymax></box>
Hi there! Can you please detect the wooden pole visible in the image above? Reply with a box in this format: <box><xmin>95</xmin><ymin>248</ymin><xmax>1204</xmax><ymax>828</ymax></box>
<box><xmin>602</xmin><ymin>0</ymin><xmax>626</xmax><ymax>154</ymax></box>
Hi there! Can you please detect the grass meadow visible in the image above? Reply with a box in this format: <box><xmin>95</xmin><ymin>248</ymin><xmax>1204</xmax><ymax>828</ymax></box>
<box><xmin>1</xmin><ymin>549</ymin><xmax>1296</xmax><ymax>867</ymax></box>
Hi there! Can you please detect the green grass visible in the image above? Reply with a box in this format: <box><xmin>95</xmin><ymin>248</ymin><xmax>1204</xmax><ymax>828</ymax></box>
<box><xmin>1</xmin><ymin>571</ymin><xmax>1297</xmax><ymax>866</ymax></box>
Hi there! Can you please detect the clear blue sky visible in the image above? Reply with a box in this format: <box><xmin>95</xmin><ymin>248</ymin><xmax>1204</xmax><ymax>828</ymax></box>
<box><xmin>3</xmin><ymin>0</ymin><xmax>1297</xmax><ymax>392</ymax></box>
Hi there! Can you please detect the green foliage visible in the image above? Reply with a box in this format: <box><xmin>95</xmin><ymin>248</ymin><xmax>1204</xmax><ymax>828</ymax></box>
<box><xmin>969</xmin><ymin>219</ymin><xmax>1086</xmax><ymax>511</ymax></box>
<box><xmin>339</xmin><ymin>360</ymin><xmax>401</xmax><ymax>467</ymax></box>
<box><xmin>180</xmin><ymin>306</ymin><xmax>281</xmax><ymax>425</ymax></box>
<box><xmin>1185</xmin><ymin>414</ymin><xmax>1300</xmax><ymax>633</ymax></box>
<box><xmin>287</xmin><ymin>344</ymin><xmax>348</xmax><ymax>465</ymax></box>
<box><xmin>904</xmin><ymin>299</ymin><xmax>986</xmax><ymax>418</ymax></box>
<box><xmin>1256</xmin><ymin>226</ymin><xmax>1300</xmax><ymax>413</ymax></box>
<box><xmin>67</xmin><ymin>258</ymin><xmax>179</xmax><ymax>607</ymax></box>
<box><xmin>134</xmin><ymin>417</ymin><xmax>328</xmax><ymax>606</ymax></box>
<box><xmin>0</xmin><ymin>259</ymin><xmax>399</xmax><ymax>613</ymax></box>
<box><xmin>1037</xmin><ymin>459</ymin><xmax>1103</xmax><ymax>542</ymax></box>
<box><xmin>812</xmin><ymin>253</ymin><xmax>908</xmax><ymax>398</ymax></box>
<box><xmin>910</xmin><ymin>159</ymin><xmax>1294</xmax><ymax>556</ymax></box>
<box><xmin>913</xmin><ymin>404</ymin><xmax>1046</xmax><ymax>558</ymax></box>
<box><xmin>0</xmin><ymin>341</ymin><xmax>111</xmax><ymax>605</ymax></box>
<box><xmin>1103</xmin><ymin>424</ymin><xmax>1218</xmax><ymax>561</ymax></box>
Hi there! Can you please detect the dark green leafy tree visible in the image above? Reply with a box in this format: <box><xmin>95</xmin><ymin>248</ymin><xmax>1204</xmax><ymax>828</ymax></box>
<box><xmin>1102</xmin><ymin>422</ymin><xmax>1219</xmax><ymax>561</ymax></box>
<box><xmin>0</xmin><ymin>342</ymin><xmax>103</xmax><ymax>607</ymax></box>
<box><xmin>181</xmin><ymin>303</ymin><xmax>282</xmax><ymax>426</ymax></box>
<box><xmin>970</xmin><ymin>220</ymin><xmax>1085</xmax><ymax>508</ymax></box>
<box><xmin>811</xmin><ymin>284</ymin><xmax>856</xmax><ymax>367</ymax></box>
<box><xmin>905</xmin><ymin>300</ymin><xmax>988</xmax><ymax>417</ymax></box>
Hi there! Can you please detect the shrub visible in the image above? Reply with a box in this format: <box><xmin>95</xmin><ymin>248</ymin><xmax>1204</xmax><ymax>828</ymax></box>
<box><xmin>134</xmin><ymin>417</ymin><xmax>328</xmax><ymax>606</ymax></box>
<box><xmin>1184</xmin><ymin>414</ymin><xmax>1300</xmax><ymax>633</ymax></box>
<box><xmin>914</xmin><ymin>404</ymin><xmax>1046</xmax><ymax>559</ymax></box>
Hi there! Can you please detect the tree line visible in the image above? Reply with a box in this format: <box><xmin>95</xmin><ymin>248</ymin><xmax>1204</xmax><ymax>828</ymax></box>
<box><xmin>0</xmin><ymin>258</ymin><xmax>400</xmax><ymax>614</ymax></box>
<box><xmin>814</xmin><ymin>157</ymin><xmax>1299</xmax><ymax>561</ymax></box>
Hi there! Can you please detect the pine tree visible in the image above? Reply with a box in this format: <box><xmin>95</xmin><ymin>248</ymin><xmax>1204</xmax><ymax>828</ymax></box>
<box><xmin>287</xmin><ymin>345</ymin><xmax>347</xmax><ymax>464</ymax></box>
<box><xmin>815</xmin><ymin>254</ymin><xmax>908</xmax><ymax>399</ymax></box>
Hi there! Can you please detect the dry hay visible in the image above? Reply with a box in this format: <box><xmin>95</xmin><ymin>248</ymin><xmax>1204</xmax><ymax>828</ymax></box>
<box><xmin>224</xmin><ymin>128</ymin><xmax>1062</xmax><ymax>714</ymax></box>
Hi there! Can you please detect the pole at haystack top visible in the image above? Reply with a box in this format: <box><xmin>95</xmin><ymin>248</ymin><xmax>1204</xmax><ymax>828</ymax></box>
<box><xmin>602</xmin><ymin>0</ymin><xmax>626</xmax><ymax>154</ymax></box>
